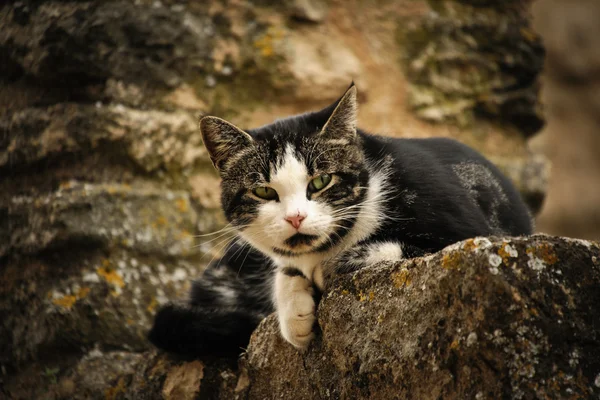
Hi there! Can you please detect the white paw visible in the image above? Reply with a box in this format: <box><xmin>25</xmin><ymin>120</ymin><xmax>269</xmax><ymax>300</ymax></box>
<box><xmin>278</xmin><ymin>288</ymin><xmax>316</xmax><ymax>350</ymax></box>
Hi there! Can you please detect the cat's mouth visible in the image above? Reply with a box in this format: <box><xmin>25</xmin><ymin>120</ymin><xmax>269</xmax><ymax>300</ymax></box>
<box><xmin>283</xmin><ymin>233</ymin><xmax>320</xmax><ymax>249</ymax></box>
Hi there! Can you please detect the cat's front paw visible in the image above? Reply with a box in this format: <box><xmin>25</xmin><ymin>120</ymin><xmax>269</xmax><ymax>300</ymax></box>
<box><xmin>278</xmin><ymin>288</ymin><xmax>316</xmax><ymax>350</ymax></box>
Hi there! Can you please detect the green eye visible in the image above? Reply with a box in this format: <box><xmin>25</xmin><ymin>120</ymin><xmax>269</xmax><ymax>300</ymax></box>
<box><xmin>253</xmin><ymin>186</ymin><xmax>278</xmax><ymax>200</ymax></box>
<box><xmin>309</xmin><ymin>173</ymin><xmax>332</xmax><ymax>192</ymax></box>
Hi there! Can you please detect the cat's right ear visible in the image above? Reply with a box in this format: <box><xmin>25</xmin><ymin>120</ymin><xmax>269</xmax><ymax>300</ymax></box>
<box><xmin>200</xmin><ymin>116</ymin><xmax>254</xmax><ymax>172</ymax></box>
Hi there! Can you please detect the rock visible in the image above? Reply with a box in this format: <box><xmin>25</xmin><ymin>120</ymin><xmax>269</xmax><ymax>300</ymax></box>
<box><xmin>0</xmin><ymin>0</ymin><xmax>560</xmax><ymax>398</ymax></box>
<box><xmin>6</xmin><ymin>236</ymin><xmax>599</xmax><ymax>399</ymax></box>
<box><xmin>0</xmin><ymin>2</ymin><xmax>212</xmax><ymax>88</ymax></box>
<box><xmin>288</xmin><ymin>0</ymin><xmax>329</xmax><ymax>23</ymax></box>
<box><xmin>398</xmin><ymin>1</ymin><xmax>545</xmax><ymax>136</ymax></box>
<box><xmin>0</xmin><ymin>104</ymin><xmax>207</xmax><ymax>172</ymax></box>
<box><xmin>3</xmin><ymin>349</ymin><xmax>242</xmax><ymax>400</ymax></box>
<box><xmin>242</xmin><ymin>235</ymin><xmax>600</xmax><ymax>399</ymax></box>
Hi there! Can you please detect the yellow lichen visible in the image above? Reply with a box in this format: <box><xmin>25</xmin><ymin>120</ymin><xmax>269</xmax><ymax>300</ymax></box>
<box><xmin>52</xmin><ymin>295</ymin><xmax>77</xmax><ymax>310</ymax></box>
<box><xmin>105</xmin><ymin>377</ymin><xmax>126</xmax><ymax>400</ymax></box>
<box><xmin>358</xmin><ymin>291</ymin><xmax>367</xmax><ymax>302</ymax></box>
<box><xmin>177</xmin><ymin>230</ymin><xmax>193</xmax><ymax>240</ymax></box>
<box><xmin>147</xmin><ymin>297</ymin><xmax>158</xmax><ymax>313</ymax></box>
<box><xmin>450</xmin><ymin>340</ymin><xmax>460</xmax><ymax>350</ymax></box>
<box><xmin>341</xmin><ymin>289</ymin><xmax>349</xmax><ymax>295</ymax></box>
<box><xmin>442</xmin><ymin>252</ymin><xmax>462</xmax><ymax>270</ymax></box>
<box><xmin>154</xmin><ymin>216</ymin><xmax>168</xmax><ymax>227</ymax></box>
<box><xmin>369</xmin><ymin>291</ymin><xmax>375</xmax><ymax>301</ymax></box>
<box><xmin>175</xmin><ymin>198</ymin><xmax>189</xmax><ymax>213</ymax></box>
<box><xmin>59</xmin><ymin>181</ymin><xmax>74</xmax><ymax>190</ymax></box>
<box><xmin>392</xmin><ymin>269</ymin><xmax>412</xmax><ymax>288</ymax></box>
<box><xmin>253</xmin><ymin>26</ymin><xmax>285</xmax><ymax>58</ymax></box>
<box><xmin>497</xmin><ymin>244</ymin><xmax>512</xmax><ymax>264</ymax></box>
<box><xmin>97</xmin><ymin>267</ymin><xmax>125</xmax><ymax>288</ymax></box>
<box><xmin>76</xmin><ymin>287</ymin><xmax>90</xmax><ymax>299</ymax></box>
<box><xmin>462</xmin><ymin>238</ymin><xmax>478</xmax><ymax>252</ymax></box>
<box><xmin>52</xmin><ymin>286</ymin><xmax>91</xmax><ymax>310</ymax></box>
<box><xmin>526</xmin><ymin>244</ymin><xmax>558</xmax><ymax>265</ymax></box>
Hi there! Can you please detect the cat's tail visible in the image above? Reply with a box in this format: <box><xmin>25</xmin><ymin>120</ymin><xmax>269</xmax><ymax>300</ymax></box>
<box><xmin>148</xmin><ymin>244</ymin><xmax>275</xmax><ymax>357</ymax></box>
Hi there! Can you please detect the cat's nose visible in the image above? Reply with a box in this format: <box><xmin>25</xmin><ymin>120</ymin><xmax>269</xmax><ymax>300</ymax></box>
<box><xmin>285</xmin><ymin>214</ymin><xmax>305</xmax><ymax>229</ymax></box>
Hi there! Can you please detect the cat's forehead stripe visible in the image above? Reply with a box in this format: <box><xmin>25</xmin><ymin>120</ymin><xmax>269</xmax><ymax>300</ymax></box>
<box><xmin>270</xmin><ymin>145</ymin><xmax>308</xmax><ymax>190</ymax></box>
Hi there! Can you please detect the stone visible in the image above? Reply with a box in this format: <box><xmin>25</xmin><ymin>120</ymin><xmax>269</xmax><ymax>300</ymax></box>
<box><xmin>5</xmin><ymin>236</ymin><xmax>599</xmax><ymax>399</ymax></box>
<box><xmin>289</xmin><ymin>0</ymin><xmax>328</xmax><ymax>23</ymax></box>
<box><xmin>0</xmin><ymin>0</ymin><xmax>562</xmax><ymax>398</ymax></box>
<box><xmin>398</xmin><ymin>1</ymin><xmax>545</xmax><ymax>136</ymax></box>
<box><xmin>242</xmin><ymin>235</ymin><xmax>600</xmax><ymax>399</ymax></box>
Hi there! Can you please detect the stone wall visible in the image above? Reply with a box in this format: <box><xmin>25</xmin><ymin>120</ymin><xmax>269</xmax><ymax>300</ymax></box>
<box><xmin>1</xmin><ymin>1</ymin><xmax>585</xmax><ymax>399</ymax></box>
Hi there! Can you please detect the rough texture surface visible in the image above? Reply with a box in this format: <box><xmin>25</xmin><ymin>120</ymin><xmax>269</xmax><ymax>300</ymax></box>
<box><xmin>244</xmin><ymin>235</ymin><xmax>600</xmax><ymax>399</ymax></box>
<box><xmin>4</xmin><ymin>236</ymin><xmax>599</xmax><ymax>399</ymax></box>
<box><xmin>0</xmin><ymin>0</ymin><xmax>573</xmax><ymax>399</ymax></box>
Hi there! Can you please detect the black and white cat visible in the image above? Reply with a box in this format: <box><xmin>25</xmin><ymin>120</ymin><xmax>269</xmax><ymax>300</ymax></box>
<box><xmin>149</xmin><ymin>84</ymin><xmax>533</xmax><ymax>355</ymax></box>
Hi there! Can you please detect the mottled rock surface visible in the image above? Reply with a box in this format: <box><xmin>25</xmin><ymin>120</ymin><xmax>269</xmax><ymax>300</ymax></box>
<box><xmin>0</xmin><ymin>0</ymin><xmax>568</xmax><ymax>399</ymax></box>
<box><xmin>5</xmin><ymin>236</ymin><xmax>599</xmax><ymax>399</ymax></box>
<box><xmin>244</xmin><ymin>235</ymin><xmax>600</xmax><ymax>399</ymax></box>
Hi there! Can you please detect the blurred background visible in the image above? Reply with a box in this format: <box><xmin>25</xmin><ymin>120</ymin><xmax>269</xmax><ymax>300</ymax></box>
<box><xmin>532</xmin><ymin>0</ymin><xmax>600</xmax><ymax>240</ymax></box>
<box><xmin>1</xmin><ymin>0</ymin><xmax>599</xmax><ymax>398</ymax></box>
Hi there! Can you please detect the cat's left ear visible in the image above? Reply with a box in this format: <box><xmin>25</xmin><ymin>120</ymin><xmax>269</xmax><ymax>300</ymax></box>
<box><xmin>320</xmin><ymin>83</ymin><xmax>358</xmax><ymax>143</ymax></box>
<box><xmin>200</xmin><ymin>116</ymin><xmax>255</xmax><ymax>172</ymax></box>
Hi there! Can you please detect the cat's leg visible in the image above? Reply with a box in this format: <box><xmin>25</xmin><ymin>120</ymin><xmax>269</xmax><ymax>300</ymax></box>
<box><xmin>274</xmin><ymin>267</ymin><xmax>317</xmax><ymax>350</ymax></box>
<box><xmin>327</xmin><ymin>241</ymin><xmax>425</xmax><ymax>276</ymax></box>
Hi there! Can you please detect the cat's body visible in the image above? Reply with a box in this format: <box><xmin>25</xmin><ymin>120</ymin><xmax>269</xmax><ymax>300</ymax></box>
<box><xmin>149</xmin><ymin>84</ymin><xmax>533</xmax><ymax>355</ymax></box>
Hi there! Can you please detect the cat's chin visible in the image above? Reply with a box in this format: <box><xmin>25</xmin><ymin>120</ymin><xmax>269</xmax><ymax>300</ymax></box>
<box><xmin>283</xmin><ymin>233</ymin><xmax>320</xmax><ymax>248</ymax></box>
<box><xmin>270</xmin><ymin>233</ymin><xmax>323</xmax><ymax>257</ymax></box>
<box><xmin>271</xmin><ymin>246</ymin><xmax>315</xmax><ymax>257</ymax></box>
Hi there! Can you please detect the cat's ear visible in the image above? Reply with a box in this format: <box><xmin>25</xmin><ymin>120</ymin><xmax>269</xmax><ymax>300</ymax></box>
<box><xmin>320</xmin><ymin>83</ymin><xmax>358</xmax><ymax>142</ymax></box>
<box><xmin>200</xmin><ymin>116</ymin><xmax>254</xmax><ymax>172</ymax></box>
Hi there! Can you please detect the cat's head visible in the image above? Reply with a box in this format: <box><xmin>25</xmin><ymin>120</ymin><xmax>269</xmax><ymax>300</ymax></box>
<box><xmin>200</xmin><ymin>84</ymin><xmax>371</xmax><ymax>258</ymax></box>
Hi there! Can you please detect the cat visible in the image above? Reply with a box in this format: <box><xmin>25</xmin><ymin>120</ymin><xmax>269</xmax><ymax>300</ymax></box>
<box><xmin>148</xmin><ymin>83</ymin><xmax>533</xmax><ymax>355</ymax></box>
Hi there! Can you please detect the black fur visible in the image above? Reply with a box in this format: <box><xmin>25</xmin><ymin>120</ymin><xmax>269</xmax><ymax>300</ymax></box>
<box><xmin>148</xmin><ymin>243</ymin><xmax>274</xmax><ymax>356</ymax></box>
<box><xmin>149</xmin><ymin>85</ymin><xmax>533</xmax><ymax>358</ymax></box>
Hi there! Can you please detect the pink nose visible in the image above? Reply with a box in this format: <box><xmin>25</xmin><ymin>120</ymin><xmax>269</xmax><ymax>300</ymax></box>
<box><xmin>285</xmin><ymin>214</ymin><xmax>305</xmax><ymax>229</ymax></box>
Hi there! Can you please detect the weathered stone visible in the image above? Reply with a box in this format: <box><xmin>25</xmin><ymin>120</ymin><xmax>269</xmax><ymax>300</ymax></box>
<box><xmin>289</xmin><ymin>0</ymin><xmax>329</xmax><ymax>23</ymax></box>
<box><xmin>3</xmin><ymin>350</ymin><xmax>243</xmax><ymax>400</ymax></box>
<box><xmin>0</xmin><ymin>0</ymin><xmax>560</xmax><ymax>398</ymax></box>
<box><xmin>3</xmin><ymin>182</ymin><xmax>199</xmax><ymax>257</ymax></box>
<box><xmin>0</xmin><ymin>238</ymin><xmax>206</xmax><ymax>370</ymax></box>
<box><xmin>0</xmin><ymin>104</ymin><xmax>208</xmax><ymax>172</ymax></box>
<box><xmin>243</xmin><ymin>235</ymin><xmax>600</xmax><ymax>399</ymax></box>
<box><xmin>6</xmin><ymin>236</ymin><xmax>599</xmax><ymax>399</ymax></box>
<box><xmin>0</xmin><ymin>2</ymin><xmax>212</xmax><ymax>88</ymax></box>
<box><xmin>398</xmin><ymin>1</ymin><xmax>545</xmax><ymax>136</ymax></box>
